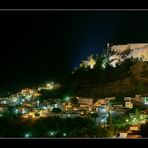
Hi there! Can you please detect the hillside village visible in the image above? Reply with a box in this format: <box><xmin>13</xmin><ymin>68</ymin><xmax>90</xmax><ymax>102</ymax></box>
<box><xmin>0</xmin><ymin>43</ymin><xmax>148</xmax><ymax>138</ymax></box>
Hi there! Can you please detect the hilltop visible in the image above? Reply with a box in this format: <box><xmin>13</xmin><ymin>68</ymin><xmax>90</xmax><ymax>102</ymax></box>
<box><xmin>60</xmin><ymin>57</ymin><xmax>148</xmax><ymax>100</ymax></box>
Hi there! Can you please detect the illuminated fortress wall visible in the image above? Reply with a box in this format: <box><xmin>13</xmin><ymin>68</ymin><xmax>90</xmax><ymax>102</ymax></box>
<box><xmin>108</xmin><ymin>43</ymin><xmax>148</xmax><ymax>66</ymax></box>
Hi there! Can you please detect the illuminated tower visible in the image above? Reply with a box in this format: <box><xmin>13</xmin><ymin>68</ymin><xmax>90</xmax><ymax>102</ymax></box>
<box><xmin>88</xmin><ymin>55</ymin><xmax>96</xmax><ymax>69</ymax></box>
<box><xmin>80</xmin><ymin>54</ymin><xmax>96</xmax><ymax>69</ymax></box>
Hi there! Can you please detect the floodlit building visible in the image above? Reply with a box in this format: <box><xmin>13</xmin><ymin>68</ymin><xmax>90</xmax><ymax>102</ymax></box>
<box><xmin>107</xmin><ymin>43</ymin><xmax>148</xmax><ymax>67</ymax></box>
<box><xmin>80</xmin><ymin>54</ymin><xmax>96</xmax><ymax>69</ymax></box>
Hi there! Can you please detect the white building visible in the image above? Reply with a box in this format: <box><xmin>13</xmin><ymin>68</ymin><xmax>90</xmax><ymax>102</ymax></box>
<box><xmin>80</xmin><ymin>55</ymin><xmax>96</xmax><ymax>69</ymax></box>
<box><xmin>111</xmin><ymin>104</ymin><xmax>126</xmax><ymax>116</ymax></box>
<box><xmin>108</xmin><ymin>43</ymin><xmax>148</xmax><ymax>67</ymax></box>
<box><xmin>124</xmin><ymin>97</ymin><xmax>133</xmax><ymax>108</ymax></box>
<box><xmin>124</xmin><ymin>97</ymin><xmax>132</xmax><ymax>102</ymax></box>
<box><xmin>141</xmin><ymin>97</ymin><xmax>148</xmax><ymax>105</ymax></box>
<box><xmin>125</xmin><ymin>102</ymin><xmax>133</xmax><ymax>109</ymax></box>
<box><xmin>119</xmin><ymin>133</ymin><xmax>128</xmax><ymax>138</ymax></box>
<box><xmin>77</xmin><ymin>97</ymin><xmax>93</xmax><ymax>106</ymax></box>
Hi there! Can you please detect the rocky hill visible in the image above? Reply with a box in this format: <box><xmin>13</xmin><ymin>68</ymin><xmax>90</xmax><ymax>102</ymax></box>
<box><xmin>63</xmin><ymin>59</ymin><xmax>148</xmax><ymax>100</ymax></box>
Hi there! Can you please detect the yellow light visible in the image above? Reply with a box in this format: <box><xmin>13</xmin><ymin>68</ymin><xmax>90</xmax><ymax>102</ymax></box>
<box><xmin>126</xmin><ymin>119</ymin><xmax>129</xmax><ymax>122</ymax></box>
<box><xmin>81</xmin><ymin>111</ymin><xmax>84</xmax><ymax>115</ymax></box>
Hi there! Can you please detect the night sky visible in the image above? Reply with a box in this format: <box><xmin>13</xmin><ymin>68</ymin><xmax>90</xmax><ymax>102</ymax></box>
<box><xmin>0</xmin><ymin>10</ymin><xmax>148</xmax><ymax>93</ymax></box>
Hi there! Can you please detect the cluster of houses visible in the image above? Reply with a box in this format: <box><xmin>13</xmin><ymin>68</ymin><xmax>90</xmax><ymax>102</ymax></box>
<box><xmin>0</xmin><ymin>88</ymin><xmax>148</xmax><ymax>125</ymax></box>
<box><xmin>119</xmin><ymin>124</ymin><xmax>141</xmax><ymax>138</ymax></box>
<box><xmin>0</xmin><ymin>88</ymin><xmax>148</xmax><ymax>138</ymax></box>
<box><xmin>0</xmin><ymin>88</ymin><xmax>41</xmax><ymax>116</ymax></box>
<box><xmin>71</xmin><ymin>95</ymin><xmax>148</xmax><ymax>124</ymax></box>
<box><xmin>38</xmin><ymin>82</ymin><xmax>61</xmax><ymax>91</ymax></box>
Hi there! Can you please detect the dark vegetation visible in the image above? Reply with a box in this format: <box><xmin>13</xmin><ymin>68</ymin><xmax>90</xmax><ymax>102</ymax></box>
<box><xmin>0</xmin><ymin>115</ymin><xmax>114</xmax><ymax>137</ymax></box>
<box><xmin>53</xmin><ymin>56</ymin><xmax>148</xmax><ymax>103</ymax></box>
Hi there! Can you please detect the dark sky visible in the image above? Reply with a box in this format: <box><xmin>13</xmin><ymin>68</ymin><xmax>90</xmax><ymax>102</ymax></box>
<box><xmin>0</xmin><ymin>10</ymin><xmax>148</xmax><ymax>92</ymax></box>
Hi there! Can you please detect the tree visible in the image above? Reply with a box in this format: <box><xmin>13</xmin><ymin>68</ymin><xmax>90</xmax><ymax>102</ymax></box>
<box><xmin>71</xmin><ymin>97</ymin><xmax>78</xmax><ymax>106</ymax></box>
<box><xmin>90</xmin><ymin>113</ymin><xmax>98</xmax><ymax>118</ymax></box>
<box><xmin>107</xmin><ymin>112</ymin><xmax>114</xmax><ymax>131</ymax></box>
<box><xmin>94</xmin><ymin>55</ymin><xmax>104</xmax><ymax>69</ymax></box>
<box><xmin>121</xmin><ymin>47</ymin><xmax>132</xmax><ymax>60</ymax></box>
<box><xmin>52</xmin><ymin>108</ymin><xmax>62</xmax><ymax>113</ymax></box>
<box><xmin>140</xmin><ymin>123</ymin><xmax>148</xmax><ymax>137</ymax></box>
<box><xmin>35</xmin><ymin>112</ymin><xmax>40</xmax><ymax>117</ymax></box>
<box><xmin>135</xmin><ymin>108</ymin><xmax>140</xmax><ymax>120</ymax></box>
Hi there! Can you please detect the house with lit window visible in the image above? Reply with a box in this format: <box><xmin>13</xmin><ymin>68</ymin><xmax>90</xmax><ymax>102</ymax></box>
<box><xmin>141</xmin><ymin>97</ymin><xmax>148</xmax><ymax>105</ymax></box>
<box><xmin>124</xmin><ymin>97</ymin><xmax>133</xmax><ymax>109</ymax></box>
<box><xmin>111</xmin><ymin>104</ymin><xmax>126</xmax><ymax>116</ymax></box>
<box><xmin>0</xmin><ymin>105</ymin><xmax>8</xmax><ymax>113</ymax></box>
<box><xmin>77</xmin><ymin>97</ymin><xmax>93</xmax><ymax>107</ymax></box>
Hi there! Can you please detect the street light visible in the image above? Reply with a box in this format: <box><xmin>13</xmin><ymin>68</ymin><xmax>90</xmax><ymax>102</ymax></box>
<box><xmin>65</xmin><ymin>97</ymin><xmax>69</xmax><ymax>101</ymax></box>
<box><xmin>37</xmin><ymin>100</ymin><xmax>40</xmax><ymax>108</ymax></box>
<box><xmin>14</xmin><ymin>109</ymin><xmax>19</xmax><ymax>114</ymax></box>
<box><xmin>24</xmin><ymin>133</ymin><xmax>31</xmax><ymax>138</ymax></box>
<box><xmin>49</xmin><ymin>131</ymin><xmax>54</xmax><ymax>136</ymax></box>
